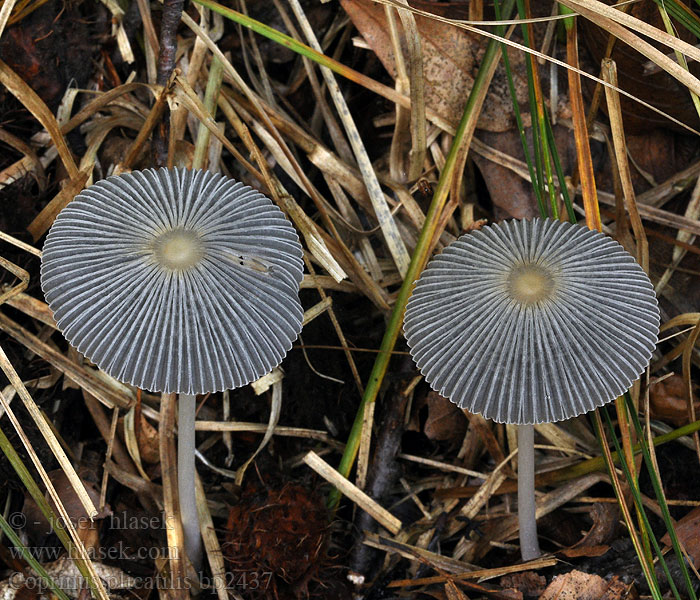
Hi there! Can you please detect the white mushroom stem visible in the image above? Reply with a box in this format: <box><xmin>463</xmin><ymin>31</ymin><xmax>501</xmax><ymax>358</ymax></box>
<box><xmin>517</xmin><ymin>424</ymin><xmax>541</xmax><ymax>561</ymax></box>
<box><xmin>178</xmin><ymin>393</ymin><xmax>202</xmax><ymax>568</ymax></box>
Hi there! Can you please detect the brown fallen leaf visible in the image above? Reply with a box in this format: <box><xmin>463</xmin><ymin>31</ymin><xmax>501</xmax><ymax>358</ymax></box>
<box><xmin>540</xmin><ymin>572</ymin><xmax>632</xmax><ymax>600</ymax></box>
<box><xmin>341</xmin><ymin>0</ymin><xmax>528</xmax><ymax>132</ymax></box>
<box><xmin>661</xmin><ymin>505</ymin><xmax>700</xmax><ymax>567</ymax></box>
<box><xmin>580</xmin><ymin>1</ymin><xmax>700</xmax><ymax>132</ymax></box>
<box><xmin>650</xmin><ymin>374</ymin><xmax>700</xmax><ymax>427</ymax></box>
<box><xmin>559</xmin><ymin>501</ymin><xmax>619</xmax><ymax>557</ymax></box>
<box><xmin>22</xmin><ymin>470</ymin><xmax>110</xmax><ymax>545</ymax></box>
<box><xmin>408</xmin><ymin>390</ymin><xmax>468</xmax><ymax>444</ymax></box>
<box><xmin>423</xmin><ymin>391</ymin><xmax>468</xmax><ymax>442</ymax></box>
<box><xmin>601</xmin><ymin>578</ymin><xmax>636</xmax><ymax>600</ymax></box>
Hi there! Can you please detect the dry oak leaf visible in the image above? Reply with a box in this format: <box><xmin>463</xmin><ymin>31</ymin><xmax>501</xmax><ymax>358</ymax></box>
<box><xmin>341</xmin><ymin>0</ymin><xmax>528</xmax><ymax>132</ymax></box>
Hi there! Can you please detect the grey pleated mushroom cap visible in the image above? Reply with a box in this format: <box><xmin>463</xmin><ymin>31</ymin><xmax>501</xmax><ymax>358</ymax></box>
<box><xmin>403</xmin><ymin>218</ymin><xmax>660</xmax><ymax>425</ymax></box>
<box><xmin>41</xmin><ymin>167</ymin><xmax>304</xmax><ymax>395</ymax></box>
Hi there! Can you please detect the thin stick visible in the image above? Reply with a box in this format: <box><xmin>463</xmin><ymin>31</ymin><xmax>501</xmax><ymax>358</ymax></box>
<box><xmin>517</xmin><ymin>424</ymin><xmax>541</xmax><ymax>561</ymax></box>
<box><xmin>159</xmin><ymin>393</ymin><xmax>186</xmax><ymax>596</ymax></box>
<box><xmin>153</xmin><ymin>0</ymin><xmax>184</xmax><ymax>165</ymax></box>
<box><xmin>178</xmin><ymin>393</ymin><xmax>202</xmax><ymax>569</ymax></box>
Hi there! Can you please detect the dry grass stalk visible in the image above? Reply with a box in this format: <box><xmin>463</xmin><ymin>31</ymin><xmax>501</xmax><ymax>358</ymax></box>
<box><xmin>656</xmin><ymin>176</ymin><xmax>700</xmax><ymax>295</ymax></box>
<box><xmin>0</xmin><ymin>340</ymin><xmax>99</xmax><ymax>520</ymax></box>
<box><xmin>355</xmin><ymin>400</ymin><xmax>375</xmax><ymax>489</ymax></box>
<box><xmin>288</xmin><ymin>0</ymin><xmax>411</xmax><ymax>276</ymax></box>
<box><xmin>303</xmin><ymin>450</ymin><xmax>402</xmax><ymax>534</ymax></box>
<box><xmin>0</xmin><ymin>313</ymin><xmax>132</xmax><ymax>409</ymax></box>
<box><xmin>26</xmin><ymin>172</ymin><xmax>89</xmax><ymax>241</ymax></box>
<box><xmin>234</xmin><ymin>379</ymin><xmax>282</xmax><ymax>486</ymax></box>
<box><xmin>0</xmin><ymin>0</ymin><xmax>18</xmax><ymax>39</ymax></box>
<box><xmin>195</xmin><ymin>421</ymin><xmax>337</xmax><ymax>443</ymax></box>
<box><xmin>0</xmin><ymin>60</ymin><xmax>79</xmax><ymax>178</ymax></box>
<box><xmin>0</xmin><ymin>386</ymin><xmax>110</xmax><ymax>600</ymax></box>
<box><xmin>158</xmin><ymin>393</ymin><xmax>187</xmax><ymax>598</ymax></box>
<box><xmin>682</xmin><ymin>319</ymin><xmax>700</xmax><ymax>462</ymax></box>
<box><xmin>601</xmin><ymin>59</ymin><xmax>649</xmax><ymax>273</ymax></box>
<box><xmin>388</xmin><ymin>556</ymin><xmax>557</xmax><ymax>588</ymax></box>
<box><xmin>362</xmin><ymin>532</ymin><xmax>479</xmax><ymax>573</ymax></box>
<box><xmin>194</xmin><ymin>473</ymin><xmax>232</xmax><ymax>600</ymax></box>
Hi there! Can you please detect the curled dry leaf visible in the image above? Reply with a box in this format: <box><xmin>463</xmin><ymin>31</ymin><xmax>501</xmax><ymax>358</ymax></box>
<box><xmin>650</xmin><ymin>374</ymin><xmax>700</xmax><ymax>427</ymax></box>
<box><xmin>559</xmin><ymin>502</ymin><xmax>619</xmax><ymax>558</ymax></box>
<box><xmin>341</xmin><ymin>0</ymin><xmax>528</xmax><ymax>132</ymax></box>
<box><xmin>119</xmin><ymin>405</ymin><xmax>160</xmax><ymax>466</ymax></box>
<box><xmin>419</xmin><ymin>390</ymin><xmax>468</xmax><ymax>443</ymax></box>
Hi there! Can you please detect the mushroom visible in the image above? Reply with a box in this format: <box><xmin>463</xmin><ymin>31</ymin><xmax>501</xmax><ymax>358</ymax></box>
<box><xmin>403</xmin><ymin>218</ymin><xmax>659</xmax><ymax>560</ymax></box>
<box><xmin>41</xmin><ymin>167</ymin><xmax>304</xmax><ymax>567</ymax></box>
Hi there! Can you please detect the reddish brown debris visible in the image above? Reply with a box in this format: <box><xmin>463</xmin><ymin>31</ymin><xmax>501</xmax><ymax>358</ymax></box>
<box><xmin>224</xmin><ymin>483</ymin><xmax>334</xmax><ymax>599</ymax></box>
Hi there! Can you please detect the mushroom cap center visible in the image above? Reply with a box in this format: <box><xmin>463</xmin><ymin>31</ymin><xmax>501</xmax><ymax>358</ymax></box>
<box><xmin>507</xmin><ymin>264</ymin><xmax>555</xmax><ymax>305</ymax></box>
<box><xmin>152</xmin><ymin>229</ymin><xmax>204</xmax><ymax>271</ymax></box>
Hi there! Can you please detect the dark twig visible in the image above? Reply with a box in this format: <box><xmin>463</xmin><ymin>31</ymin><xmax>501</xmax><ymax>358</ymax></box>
<box><xmin>153</xmin><ymin>0</ymin><xmax>185</xmax><ymax>166</ymax></box>
<box><xmin>349</xmin><ymin>360</ymin><xmax>412</xmax><ymax>581</ymax></box>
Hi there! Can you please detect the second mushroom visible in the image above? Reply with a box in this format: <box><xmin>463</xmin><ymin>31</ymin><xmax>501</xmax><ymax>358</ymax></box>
<box><xmin>404</xmin><ymin>218</ymin><xmax>659</xmax><ymax>561</ymax></box>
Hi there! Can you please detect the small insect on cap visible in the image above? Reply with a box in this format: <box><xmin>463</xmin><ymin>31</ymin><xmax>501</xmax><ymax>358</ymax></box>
<box><xmin>403</xmin><ymin>218</ymin><xmax>660</xmax><ymax>425</ymax></box>
<box><xmin>41</xmin><ymin>168</ymin><xmax>304</xmax><ymax>395</ymax></box>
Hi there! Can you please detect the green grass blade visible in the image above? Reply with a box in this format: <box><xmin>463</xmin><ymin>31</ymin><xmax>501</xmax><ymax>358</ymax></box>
<box><xmin>592</xmin><ymin>410</ymin><xmax>664</xmax><ymax>599</ymax></box>
<box><xmin>659</xmin><ymin>0</ymin><xmax>700</xmax><ymax>40</ymax></box>
<box><xmin>0</xmin><ymin>427</ymin><xmax>95</xmax><ymax>588</ymax></box>
<box><xmin>327</xmin><ymin>0</ymin><xmax>517</xmax><ymax>508</ymax></box>
<box><xmin>493</xmin><ymin>0</ymin><xmax>546</xmax><ymax>217</ymax></box>
<box><xmin>601</xmin><ymin>406</ymin><xmax>680</xmax><ymax>599</ymax></box>
<box><xmin>0</xmin><ymin>513</ymin><xmax>72</xmax><ymax>600</ymax></box>
<box><xmin>542</xmin><ymin>110</ymin><xmax>576</xmax><ymax>222</ymax></box>
<box><xmin>657</xmin><ymin>4</ymin><xmax>700</xmax><ymax>122</ymax></box>
<box><xmin>513</xmin><ymin>0</ymin><xmax>567</xmax><ymax>219</ymax></box>
<box><xmin>624</xmin><ymin>393</ymin><xmax>698</xmax><ymax>599</ymax></box>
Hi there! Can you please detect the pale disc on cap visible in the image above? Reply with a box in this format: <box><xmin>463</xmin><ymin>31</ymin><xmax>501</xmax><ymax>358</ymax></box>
<box><xmin>41</xmin><ymin>168</ymin><xmax>304</xmax><ymax>395</ymax></box>
<box><xmin>403</xmin><ymin>218</ymin><xmax>660</xmax><ymax>424</ymax></box>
